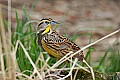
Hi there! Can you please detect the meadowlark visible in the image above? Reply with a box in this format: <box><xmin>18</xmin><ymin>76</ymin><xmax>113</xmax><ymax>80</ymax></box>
<box><xmin>37</xmin><ymin>18</ymin><xmax>95</xmax><ymax>80</ymax></box>
<box><xmin>37</xmin><ymin>18</ymin><xmax>84</xmax><ymax>61</ymax></box>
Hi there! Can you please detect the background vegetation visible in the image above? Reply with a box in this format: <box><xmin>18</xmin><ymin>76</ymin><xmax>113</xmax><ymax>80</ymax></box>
<box><xmin>0</xmin><ymin>0</ymin><xmax>120</xmax><ymax>80</ymax></box>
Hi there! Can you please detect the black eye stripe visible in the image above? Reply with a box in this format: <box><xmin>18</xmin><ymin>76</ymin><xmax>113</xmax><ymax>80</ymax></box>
<box><xmin>45</xmin><ymin>21</ymin><xmax>50</xmax><ymax>24</ymax></box>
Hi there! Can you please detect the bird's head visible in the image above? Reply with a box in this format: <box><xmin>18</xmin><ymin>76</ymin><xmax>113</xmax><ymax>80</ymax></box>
<box><xmin>37</xmin><ymin>18</ymin><xmax>59</xmax><ymax>35</ymax></box>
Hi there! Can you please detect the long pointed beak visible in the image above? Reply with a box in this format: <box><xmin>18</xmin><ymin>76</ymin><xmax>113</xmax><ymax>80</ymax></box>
<box><xmin>51</xmin><ymin>21</ymin><xmax>60</xmax><ymax>24</ymax></box>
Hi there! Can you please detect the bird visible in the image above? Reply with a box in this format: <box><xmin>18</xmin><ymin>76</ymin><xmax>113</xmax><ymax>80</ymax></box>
<box><xmin>37</xmin><ymin>18</ymin><xmax>84</xmax><ymax>61</ymax></box>
<box><xmin>37</xmin><ymin>18</ymin><xmax>95</xmax><ymax>80</ymax></box>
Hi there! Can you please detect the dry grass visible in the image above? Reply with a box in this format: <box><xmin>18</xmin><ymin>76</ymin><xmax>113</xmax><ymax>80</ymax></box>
<box><xmin>0</xmin><ymin>2</ymin><xmax>120</xmax><ymax>80</ymax></box>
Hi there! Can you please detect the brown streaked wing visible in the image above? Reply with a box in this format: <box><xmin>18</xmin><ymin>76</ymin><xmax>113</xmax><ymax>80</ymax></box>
<box><xmin>44</xmin><ymin>31</ymin><xmax>84</xmax><ymax>60</ymax></box>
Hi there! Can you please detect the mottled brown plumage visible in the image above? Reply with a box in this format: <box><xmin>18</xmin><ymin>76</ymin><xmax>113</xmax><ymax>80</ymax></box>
<box><xmin>37</xmin><ymin>18</ymin><xmax>84</xmax><ymax>61</ymax></box>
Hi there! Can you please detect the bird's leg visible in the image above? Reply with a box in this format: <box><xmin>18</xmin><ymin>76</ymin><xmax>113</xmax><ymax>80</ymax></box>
<box><xmin>83</xmin><ymin>59</ymin><xmax>95</xmax><ymax>80</ymax></box>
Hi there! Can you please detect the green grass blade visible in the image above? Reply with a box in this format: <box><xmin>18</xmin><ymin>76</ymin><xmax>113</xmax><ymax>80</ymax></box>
<box><xmin>97</xmin><ymin>47</ymin><xmax>110</xmax><ymax>70</ymax></box>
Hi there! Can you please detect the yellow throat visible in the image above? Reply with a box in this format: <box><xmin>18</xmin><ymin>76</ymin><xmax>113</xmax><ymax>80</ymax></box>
<box><xmin>42</xmin><ymin>25</ymin><xmax>51</xmax><ymax>35</ymax></box>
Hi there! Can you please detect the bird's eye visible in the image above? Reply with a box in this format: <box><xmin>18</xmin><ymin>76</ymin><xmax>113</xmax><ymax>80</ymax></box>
<box><xmin>45</xmin><ymin>21</ymin><xmax>50</xmax><ymax>24</ymax></box>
